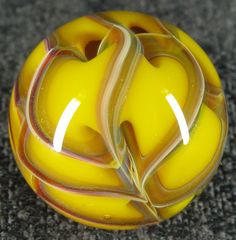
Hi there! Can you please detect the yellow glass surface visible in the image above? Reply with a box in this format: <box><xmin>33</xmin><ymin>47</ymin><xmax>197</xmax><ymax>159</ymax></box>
<box><xmin>8</xmin><ymin>11</ymin><xmax>228</xmax><ymax>229</ymax></box>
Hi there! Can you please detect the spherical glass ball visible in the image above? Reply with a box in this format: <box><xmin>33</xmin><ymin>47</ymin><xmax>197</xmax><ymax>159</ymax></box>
<box><xmin>8</xmin><ymin>11</ymin><xmax>228</xmax><ymax>229</ymax></box>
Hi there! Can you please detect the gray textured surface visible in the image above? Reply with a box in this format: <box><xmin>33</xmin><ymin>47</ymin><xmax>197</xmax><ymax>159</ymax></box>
<box><xmin>0</xmin><ymin>0</ymin><xmax>236</xmax><ymax>239</ymax></box>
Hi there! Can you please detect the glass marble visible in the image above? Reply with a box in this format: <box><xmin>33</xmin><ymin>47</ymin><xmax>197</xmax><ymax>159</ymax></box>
<box><xmin>8</xmin><ymin>11</ymin><xmax>228</xmax><ymax>229</ymax></box>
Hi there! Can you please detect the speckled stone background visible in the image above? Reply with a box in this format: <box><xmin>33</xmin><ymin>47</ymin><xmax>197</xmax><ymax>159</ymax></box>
<box><xmin>0</xmin><ymin>0</ymin><xmax>235</xmax><ymax>239</ymax></box>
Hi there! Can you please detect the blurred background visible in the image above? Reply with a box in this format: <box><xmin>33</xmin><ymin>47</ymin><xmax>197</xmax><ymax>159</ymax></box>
<box><xmin>0</xmin><ymin>0</ymin><xmax>235</xmax><ymax>239</ymax></box>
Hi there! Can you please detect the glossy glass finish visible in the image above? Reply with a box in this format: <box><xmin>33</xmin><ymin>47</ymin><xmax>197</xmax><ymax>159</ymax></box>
<box><xmin>8</xmin><ymin>11</ymin><xmax>228</xmax><ymax>229</ymax></box>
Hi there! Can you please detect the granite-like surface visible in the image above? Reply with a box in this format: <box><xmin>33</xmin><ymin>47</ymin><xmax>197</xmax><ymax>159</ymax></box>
<box><xmin>0</xmin><ymin>0</ymin><xmax>236</xmax><ymax>239</ymax></box>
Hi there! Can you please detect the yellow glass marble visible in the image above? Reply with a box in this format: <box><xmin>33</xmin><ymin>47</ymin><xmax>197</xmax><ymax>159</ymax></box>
<box><xmin>8</xmin><ymin>11</ymin><xmax>228</xmax><ymax>229</ymax></box>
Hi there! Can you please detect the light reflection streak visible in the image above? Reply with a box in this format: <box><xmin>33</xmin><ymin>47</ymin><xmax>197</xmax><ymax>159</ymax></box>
<box><xmin>166</xmin><ymin>93</ymin><xmax>190</xmax><ymax>145</ymax></box>
<box><xmin>53</xmin><ymin>98</ymin><xmax>81</xmax><ymax>152</ymax></box>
